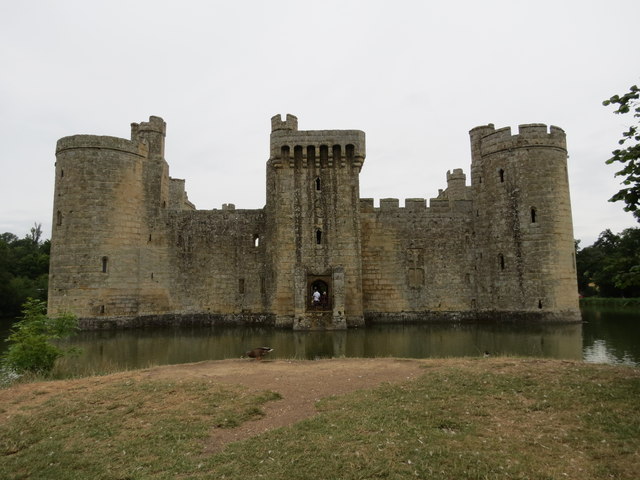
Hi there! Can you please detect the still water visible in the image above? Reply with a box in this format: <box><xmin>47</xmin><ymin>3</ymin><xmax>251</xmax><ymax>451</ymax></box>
<box><xmin>2</xmin><ymin>307</ymin><xmax>639</xmax><ymax>376</ymax></box>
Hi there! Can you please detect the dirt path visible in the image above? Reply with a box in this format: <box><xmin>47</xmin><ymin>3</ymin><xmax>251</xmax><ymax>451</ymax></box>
<box><xmin>1</xmin><ymin>358</ymin><xmax>428</xmax><ymax>451</ymax></box>
<box><xmin>144</xmin><ymin>358</ymin><xmax>427</xmax><ymax>451</ymax></box>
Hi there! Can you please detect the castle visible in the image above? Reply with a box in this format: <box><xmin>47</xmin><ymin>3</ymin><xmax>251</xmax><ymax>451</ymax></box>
<box><xmin>48</xmin><ymin>114</ymin><xmax>580</xmax><ymax>329</ymax></box>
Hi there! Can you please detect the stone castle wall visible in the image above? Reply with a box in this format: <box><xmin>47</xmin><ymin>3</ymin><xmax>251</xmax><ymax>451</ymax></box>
<box><xmin>48</xmin><ymin>115</ymin><xmax>581</xmax><ymax>329</ymax></box>
<box><xmin>360</xmin><ymin>191</ymin><xmax>474</xmax><ymax>318</ymax></box>
<box><xmin>166</xmin><ymin>208</ymin><xmax>266</xmax><ymax>314</ymax></box>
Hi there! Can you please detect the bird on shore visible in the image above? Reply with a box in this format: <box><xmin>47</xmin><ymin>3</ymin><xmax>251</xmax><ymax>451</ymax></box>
<box><xmin>245</xmin><ymin>347</ymin><xmax>274</xmax><ymax>361</ymax></box>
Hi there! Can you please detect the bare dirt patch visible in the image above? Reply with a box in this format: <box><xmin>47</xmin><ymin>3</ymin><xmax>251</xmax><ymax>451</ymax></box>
<box><xmin>0</xmin><ymin>358</ymin><xmax>428</xmax><ymax>451</ymax></box>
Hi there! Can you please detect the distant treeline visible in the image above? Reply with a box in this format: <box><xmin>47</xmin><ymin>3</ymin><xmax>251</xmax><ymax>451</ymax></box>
<box><xmin>579</xmin><ymin>297</ymin><xmax>640</xmax><ymax>308</ymax></box>
<box><xmin>576</xmin><ymin>227</ymin><xmax>640</xmax><ymax>298</ymax></box>
<box><xmin>0</xmin><ymin>224</ymin><xmax>49</xmax><ymax>318</ymax></box>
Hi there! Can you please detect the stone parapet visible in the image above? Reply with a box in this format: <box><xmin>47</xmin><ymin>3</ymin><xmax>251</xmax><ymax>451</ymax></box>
<box><xmin>56</xmin><ymin>135</ymin><xmax>148</xmax><ymax>157</ymax></box>
<box><xmin>269</xmin><ymin>114</ymin><xmax>365</xmax><ymax>166</ymax></box>
<box><xmin>473</xmin><ymin>123</ymin><xmax>566</xmax><ymax>158</ymax></box>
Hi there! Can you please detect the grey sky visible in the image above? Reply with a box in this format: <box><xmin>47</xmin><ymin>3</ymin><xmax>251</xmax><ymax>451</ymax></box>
<box><xmin>0</xmin><ymin>0</ymin><xmax>637</xmax><ymax>246</ymax></box>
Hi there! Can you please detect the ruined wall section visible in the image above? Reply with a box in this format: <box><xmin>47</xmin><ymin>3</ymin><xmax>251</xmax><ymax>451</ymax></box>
<box><xmin>470</xmin><ymin>124</ymin><xmax>579</xmax><ymax>320</ymax></box>
<box><xmin>166</xmin><ymin>208</ymin><xmax>266</xmax><ymax>314</ymax></box>
<box><xmin>169</xmin><ymin>178</ymin><xmax>196</xmax><ymax>211</ymax></box>
<box><xmin>360</xmin><ymin>170</ymin><xmax>474</xmax><ymax>320</ymax></box>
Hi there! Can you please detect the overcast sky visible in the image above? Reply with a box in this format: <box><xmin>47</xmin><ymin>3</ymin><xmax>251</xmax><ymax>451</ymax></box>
<box><xmin>1</xmin><ymin>0</ymin><xmax>637</xmax><ymax>246</ymax></box>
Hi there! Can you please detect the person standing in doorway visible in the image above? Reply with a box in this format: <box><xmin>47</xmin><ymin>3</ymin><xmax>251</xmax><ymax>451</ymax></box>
<box><xmin>312</xmin><ymin>288</ymin><xmax>321</xmax><ymax>307</ymax></box>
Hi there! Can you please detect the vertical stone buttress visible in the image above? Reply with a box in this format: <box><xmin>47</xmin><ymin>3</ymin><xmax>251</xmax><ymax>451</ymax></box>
<box><xmin>469</xmin><ymin>124</ymin><xmax>580</xmax><ymax>321</ymax></box>
<box><xmin>265</xmin><ymin>115</ymin><xmax>366</xmax><ymax>328</ymax></box>
<box><xmin>48</xmin><ymin>116</ymin><xmax>173</xmax><ymax>319</ymax></box>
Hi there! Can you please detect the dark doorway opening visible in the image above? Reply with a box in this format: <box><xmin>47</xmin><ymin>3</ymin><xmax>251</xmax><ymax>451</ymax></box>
<box><xmin>308</xmin><ymin>278</ymin><xmax>331</xmax><ymax>311</ymax></box>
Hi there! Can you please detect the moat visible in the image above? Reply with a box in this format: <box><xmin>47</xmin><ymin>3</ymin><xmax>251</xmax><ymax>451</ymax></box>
<box><xmin>1</xmin><ymin>306</ymin><xmax>635</xmax><ymax>376</ymax></box>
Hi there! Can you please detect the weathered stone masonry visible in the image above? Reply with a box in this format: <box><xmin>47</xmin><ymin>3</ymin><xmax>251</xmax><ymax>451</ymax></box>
<box><xmin>48</xmin><ymin>115</ymin><xmax>580</xmax><ymax>329</ymax></box>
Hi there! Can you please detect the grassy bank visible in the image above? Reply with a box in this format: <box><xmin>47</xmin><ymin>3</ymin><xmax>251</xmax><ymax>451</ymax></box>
<box><xmin>1</xmin><ymin>358</ymin><xmax>638</xmax><ymax>479</ymax></box>
<box><xmin>580</xmin><ymin>297</ymin><xmax>640</xmax><ymax>309</ymax></box>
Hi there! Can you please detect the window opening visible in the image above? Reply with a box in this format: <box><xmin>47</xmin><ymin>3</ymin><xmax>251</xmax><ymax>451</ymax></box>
<box><xmin>239</xmin><ymin>278</ymin><xmax>245</xmax><ymax>294</ymax></box>
<box><xmin>332</xmin><ymin>144</ymin><xmax>341</xmax><ymax>161</ymax></box>
<box><xmin>294</xmin><ymin>145</ymin><xmax>303</xmax><ymax>167</ymax></box>
<box><xmin>530</xmin><ymin>207</ymin><xmax>537</xmax><ymax>223</ymax></box>
<box><xmin>316</xmin><ymin>229</ymin><xmax>322</xmax><ymax>245</ymax></box>
<box><xmin>499</xmin><ymin>169</ymin><xmax>505</xmax><ymax>183</ymax></box>
<box><xmin>538</xmin><ymin>299</ymin><xmax>543</xmax><ymax>309</ymax></box>
<box><xmin>346</xmin><ymin>144</ymin><xmax>355</xmax><ymax>161</ymax></box>
<box><xmin>253</xmin><ymin>234</ymin><xmax>260</xmax><ymax>247</ymax></box>
<box><xmin>315</xmin><ymin>177</ymin><xmax>321</xmax><ymax>191</ymax></box>
<box><xmin>499</xmin><ymin>254</ymin><xmax>505</xmax><ymax>270</ymax></box>
<box><xmin>319</xmin><ymin>145</ymin><xmax>329</xmax><ymax>165</ymax></box>
<box><xmin>307</xmin><ymin>145</ymin><xmax>316</xmax><ymax>163</ymax></box>
<box><xmin>56</xmin><ymin>210</ymin><xmax>62</xmax><ymax>226</ymax></box>
<box><xmin>101</xmin><ymin>257</ymin><xmax>108</xmax><ymax>273</ymax></box>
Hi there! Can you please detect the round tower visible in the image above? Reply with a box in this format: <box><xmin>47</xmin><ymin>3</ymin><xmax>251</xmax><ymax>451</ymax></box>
<box><xmin>48</xmin><ymin>132</ymin><xmax>150</xmax><ymax>319</ymax></box>
<box><xmin>469</xmin><ymin>123</ymin><xmax>580</xmax><ymax>321</ymax></box>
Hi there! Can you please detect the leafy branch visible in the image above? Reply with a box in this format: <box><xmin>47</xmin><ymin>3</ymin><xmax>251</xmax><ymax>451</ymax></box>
<box><xmin>603</xmin><ymin>84</ymin><xmax>640</xmax><ymax>219</ymax></box>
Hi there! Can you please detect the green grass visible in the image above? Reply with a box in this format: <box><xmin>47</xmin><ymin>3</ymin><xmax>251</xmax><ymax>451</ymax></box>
<box><xmin>580</xmin><ymin>297</ymin><xmax>640</xmax><ymax>309</ymax></box>
<box><xmin>1</xmin><ymin>378</ymin><xmax>280</xmax><ymax>479</ymax></box>
<box><xmin>1</xmin><ymin>359</ymin><xmax>638</xmax><ymax>479</ymax></box>
<box><xmin>210</xmin><ymin>361</ymin><xmax>639</xmax><ymax>480</ymax></box>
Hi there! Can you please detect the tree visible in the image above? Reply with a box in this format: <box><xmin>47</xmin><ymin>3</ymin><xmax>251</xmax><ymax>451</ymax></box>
<box><xmin>27</xmin><ymin>222</ymin><xmax>43</xmax><ymax>245</ymax></box>
<box><xmin>603</xmin><ymin>84</ymin><xmax>640</xmax><ymax>219</ymax></box>
<box><xmin>0</xmin><ymin>227</ymin><xmax>50</xmax><ymax>318</ymax></box>
<box><xmin>1</xmin><ymin>298</ymin><xmax>78</xmax><ymax>375</ymax></box>
<box><xmin>576</xmin><ymin>228</ymin><xmax>640</xmax><ymax>297</ymax></box>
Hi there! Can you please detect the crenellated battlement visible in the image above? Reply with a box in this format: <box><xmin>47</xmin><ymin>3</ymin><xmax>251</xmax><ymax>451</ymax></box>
<box><xmin>471</xmin><ymin>123</ymin><xmax>566</xmax><ymax>159</ymax></box>
<box><xmin>360</xmin><ymin>168</ymin><xmax>471</xmax><ymax>215</ymax></box>
<box><xmin>271</xmin><ymin>114</ymin><xmax>299</xmax><ymax>132</ymax></box>
<box><xmin>131</xmin><ymin>116</ymin><xmax>166</xmax><ymax>158</ymax></box>
<box><xmin>131</xmin><ymin>115</ymin><xmax>166</xmax><ymax>137</ymax></box>
<box><xmin>446</xmin><ymin>168</ymin><xmax>467</xmax><ymax>200</ymax></box>
<box><xmin>446</xmin><ymin>168</ymin><xmax>465</xmax><ymax>181</ymax></box>
<box><xmin>56</xmin><ymin>135</ymin><xmax>148</xmax><ymax>157</ymax></box>
<box><xmin>359</xmin><ymin>197</ymin><xmax>460</xmax><ymax>213</ymax></box>
<box><xmin>269</xmin><ymin>114</ymin><xmax>366</xmax><ymax>168</ymax></box>
<box><xmin>55</xmin><ymin>116</ymin><xmax>167</xmax><ymax>159</ymax></box>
